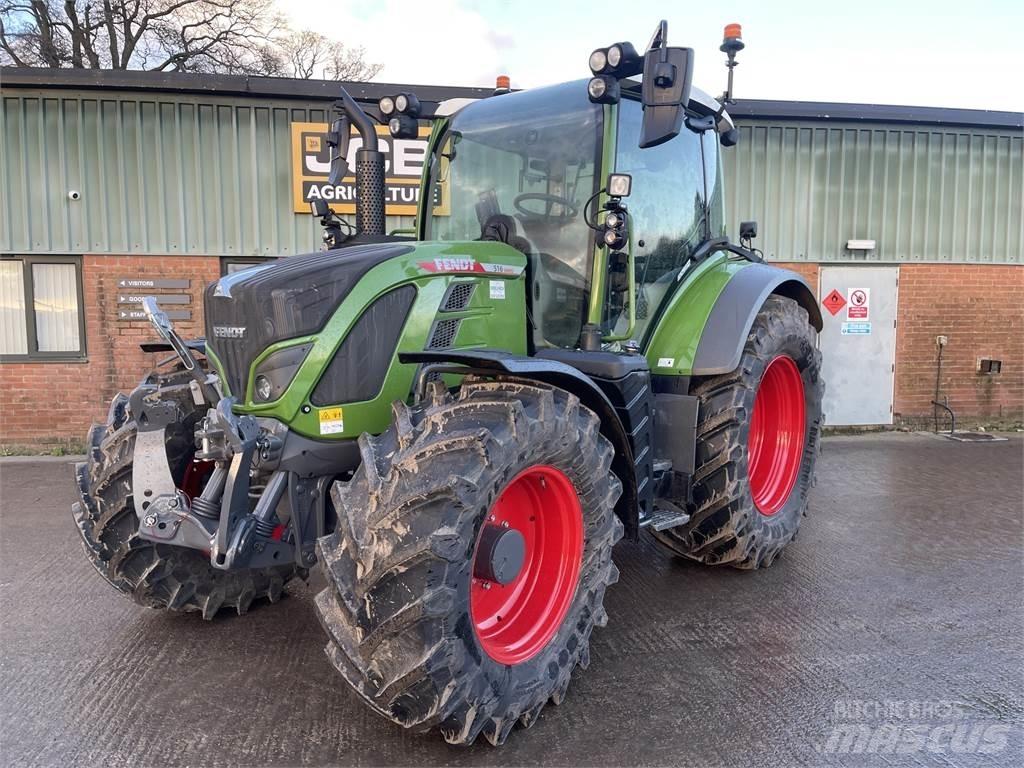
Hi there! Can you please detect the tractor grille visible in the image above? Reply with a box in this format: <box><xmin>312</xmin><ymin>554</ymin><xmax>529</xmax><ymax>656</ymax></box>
<box><xmin>203</xmin><ymin>242</ymin><xmax>411</xmax><ymax>398</ymax></box>
<box><xmin>441</xmin><ymin>282</ymin><xmax>475</xmax><ymax>312</ymax></box>
<box><xmin>428</xmin><ymin>318</ymin><xmax>461</xmax><ymax>349</ymax></box>
<box><xmin>310</xmin><ymin>286</ymin><xmax>416</xmax><ymax>406</ymax></box>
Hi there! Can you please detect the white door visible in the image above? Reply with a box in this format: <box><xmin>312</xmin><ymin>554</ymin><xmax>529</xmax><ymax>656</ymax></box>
<box><xmin>818</xmin><ymin>266</ymin><xmax>899</xmax><ymax>426</ymax></box>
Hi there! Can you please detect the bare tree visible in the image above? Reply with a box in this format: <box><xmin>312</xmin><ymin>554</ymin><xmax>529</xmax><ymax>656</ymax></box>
<box><xmin>0</xmin><ymin>0</ymin><xmax>381</xmax><ymax>79</ymax></box>
<box><xmin>278</xmin><ymin>29</ymin><xmax>381</xmax><ymax>81</ymax></box>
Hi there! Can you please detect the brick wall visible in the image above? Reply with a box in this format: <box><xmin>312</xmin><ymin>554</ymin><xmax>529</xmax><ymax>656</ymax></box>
<box><xmin>775</xmin><ymin>261</ymin><xmax>819</xmax><ymax>293</ymax></box>
<box><xmin>2</xmin><ymin>256</ymin><xmax>1020</xmax><ymax>446</ymax></box>
<box><xmin>775</xmin><ymin>261</ymin><xmax>1022</xmax><ymax>426</ymax></box>
<box><xmin>894</xmin><ymin>264</ymin><xmax>1024</xmax><ymax>425</ymax></box>
<box><xmin>0</xmin><ymin>255</ymin><xmax>220</xmax><ymax>448</ymax></box>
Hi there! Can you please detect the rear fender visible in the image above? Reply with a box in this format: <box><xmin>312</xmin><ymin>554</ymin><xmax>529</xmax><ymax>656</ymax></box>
<box><xmin>645</xmin><ymin>256</ymin><xmax>821</xmax><ymax>377</ymax></box>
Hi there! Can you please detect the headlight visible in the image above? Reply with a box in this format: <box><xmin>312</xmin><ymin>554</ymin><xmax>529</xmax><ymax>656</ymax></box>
<box><xmin>395</xmin><ymin>94</ymin><xmax>408</xmax><ymax>113</ymax></box>
<box><xmin>251</xmin><ymin>343</ymin><xmax>312</xmax><ymax>403</ymax></box>
<box><xmin>607</xmin><ymin>173</ymin><xmax>632</xmax><ymax>198</ymax></box>
<box><xmin>254</xmin><ymin>375</ymin><xmax>273</xmax><ymax>402</ymax></box>
<box><xmin>605</xmin><ymin>211</ymin><xmax>621</xmax><ymax>229</ymax></box>
<box><xmin>607</xmin><ymin>44</ymin><xmax>622</xmax><ymax>68</ymax></box>
<box><xmin>378</xmin><ymin>96</ymin><xmax>395</xmax><ymax>115</ymax></box>
<box><xmin>587</xmin><ymin>75</ymin><xmax>620</xmax><ymax>104</ymax></box>
<box><xmin>589</xmin><ymin>49</ymin><xmax>608</xmax><ymax>74</ymax></box>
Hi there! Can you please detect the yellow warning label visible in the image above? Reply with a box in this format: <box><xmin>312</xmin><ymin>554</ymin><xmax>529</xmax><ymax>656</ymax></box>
<box><xmin>318</xmin><ymin>407</ymin><xmax>344</xmax><ymax>435</ymax></box>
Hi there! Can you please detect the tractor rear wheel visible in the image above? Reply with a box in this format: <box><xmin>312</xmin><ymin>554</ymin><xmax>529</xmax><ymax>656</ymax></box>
<box><xmin>653</xmin><ymin>294</ymin><xmax>823</xmax><ymax>569</ymax></box>
<box><xmin>72</xmin><ymin>370</ymin><xmax>301</xmax><ymax>618</ymax></box>
<box><xmin>315</xmin><ymin>377</ymin><xmax>622</xmax><ymax>746</ymax></box>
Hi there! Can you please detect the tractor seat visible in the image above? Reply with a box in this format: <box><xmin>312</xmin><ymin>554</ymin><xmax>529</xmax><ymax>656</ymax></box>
<box><xmin>478</xmin><ymin>214</ymin><xmax>532</xmax><ymax>255</ymax></box>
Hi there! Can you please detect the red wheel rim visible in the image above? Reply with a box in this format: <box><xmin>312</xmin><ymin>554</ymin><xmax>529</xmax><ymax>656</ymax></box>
<box><xmin>470</xmin><ymin>465</ymin><xmax>583</xmax><ymax>665</ymax></box>
<box><xmin>180</xmin><ymin>459</ymin><xmax>215</xmax><ymax>501</ymax></box>
<box><xmin>747</xmin><ymin>355</ymin><xmax>806</xmax><ymax>516</ymax></box>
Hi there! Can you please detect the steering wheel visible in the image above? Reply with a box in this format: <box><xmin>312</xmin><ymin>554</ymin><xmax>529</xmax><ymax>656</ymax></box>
<box><xmin>513</xmin><ymin>192</ymin><xmax>579</xmax><ymax>224</ymax></box>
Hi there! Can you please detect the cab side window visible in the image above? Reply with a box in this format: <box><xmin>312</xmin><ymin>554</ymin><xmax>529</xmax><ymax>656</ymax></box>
<box><xmin>702</xmin><ymin>129</ymin><xmax>726</xmax><ymax>239</ymax></box>
<box><xmin>615</xmin><ymin>99</ymin><xmax>707</xmax><ymax>338</ymax></box>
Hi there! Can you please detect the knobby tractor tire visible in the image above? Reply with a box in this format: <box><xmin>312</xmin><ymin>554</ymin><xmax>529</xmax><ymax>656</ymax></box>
<box><xmin>653</xmin><ymin>295</ymin><xmax>823</xmax><ymax>569</ymax></box>
<box><xmin>72</xmin><ymin>370</ymin><xmax>301</xmax><ymax>619</ymax></box>
<box><xmin>315</xmin><ymin>377</ymin><xmax>623</xmax><ymax>746</ymax></box>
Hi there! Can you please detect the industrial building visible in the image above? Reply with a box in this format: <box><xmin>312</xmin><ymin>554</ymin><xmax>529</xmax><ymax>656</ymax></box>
<box><xmin>1</xmin><ymin>68</ymin><xmax>1020</xmax><ymax>447</ymax></box>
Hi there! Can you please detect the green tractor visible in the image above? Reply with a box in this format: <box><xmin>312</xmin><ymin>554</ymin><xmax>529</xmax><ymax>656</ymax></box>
<box><xmin>73</xmin><ymin>21</ymin><xmax>823</xmax><ymax>746</ymax></box>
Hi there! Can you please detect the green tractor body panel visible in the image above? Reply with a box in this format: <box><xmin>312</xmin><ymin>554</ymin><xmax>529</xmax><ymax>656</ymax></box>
<box><xmin>642</xmin><ymin>254</ymin><xmax>821</xmax><ymax>378</ymax></box>
<box><xmin>207</xmin><ymin>241</ymin><xmax>527</xmax><ymax>440</ymax></box>
<box><xmin>643</xmin><ymin>253</ymin><xmax>751</xmax><ymax>376</ymax></box>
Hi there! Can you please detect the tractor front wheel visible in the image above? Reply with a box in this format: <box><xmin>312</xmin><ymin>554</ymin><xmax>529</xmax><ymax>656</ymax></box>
<box><xmin>72</xmin><ymin>371</ymin><xmax>302</xmax><ymax>618</ymax></box>
<box><xmin>653</xmin><ymin>294</ymin><xmax>823</xmax><ymax>569</ymax></box>
<box><xmin>315</xmin><ymin>377</ymin><xmax>622</xmax><ymax>746</ymax></box>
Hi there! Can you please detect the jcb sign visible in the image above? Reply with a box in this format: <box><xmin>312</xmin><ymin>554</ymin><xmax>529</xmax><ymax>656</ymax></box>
<box><xmin>290</xmin><ymin>122</ymin><xmax>445</xmax><ymax>215</ymax></box>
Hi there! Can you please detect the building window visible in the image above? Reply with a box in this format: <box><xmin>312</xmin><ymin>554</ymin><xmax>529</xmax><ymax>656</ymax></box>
<box><xmin>0</xmin><ymin>256</ymin><xmax>86</xmax><ymax>361</ymax></box>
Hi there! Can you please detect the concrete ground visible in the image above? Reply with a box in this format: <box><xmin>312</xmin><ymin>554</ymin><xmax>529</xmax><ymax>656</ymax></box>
<box><xmin>1</xmin><ymin>433</ymin><xmax>1021</xmax><ymax>767</ymax></box>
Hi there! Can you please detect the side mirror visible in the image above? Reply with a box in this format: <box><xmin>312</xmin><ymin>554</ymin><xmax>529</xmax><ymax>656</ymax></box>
<box><xmin>720</xmin><ymin>127</ymin><xmax>740</xmax><ymax>147</ymax></box>
<box><xmin>326</xmin><ymin>117</ymin><xmax>350</xmax><ymax>185</ymax></box>
<box><xmin>639</xmin><ymin>46</ymin><xmax>694</xmax><ymax>148</ymax></box>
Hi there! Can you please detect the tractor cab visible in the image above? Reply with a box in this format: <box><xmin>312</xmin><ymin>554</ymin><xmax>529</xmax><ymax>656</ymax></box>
<box><xmin>422</xmin><ymin>81</ymin><xmax>602</xmax><ymax>349</ymax></box>
<box><xmin>410</xmin><ymin>56</ymin><xmax>735</xmax><ymax>355</ymax></box>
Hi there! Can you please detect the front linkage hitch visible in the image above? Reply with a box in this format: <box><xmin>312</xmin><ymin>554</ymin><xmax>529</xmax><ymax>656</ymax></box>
<box><xmin>129</xmin><ymin>299</ymin><xmax>325</xmax><ymax>574</ymax></box>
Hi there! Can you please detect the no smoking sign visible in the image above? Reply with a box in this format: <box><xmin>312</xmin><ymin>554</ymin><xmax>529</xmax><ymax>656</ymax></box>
<box><xmin>847</xmin><ymin>288</ymin><xmax>869</xmax><ymax>320</ymax></box>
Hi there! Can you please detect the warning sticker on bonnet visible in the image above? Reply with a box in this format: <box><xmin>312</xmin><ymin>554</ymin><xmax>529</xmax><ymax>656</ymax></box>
<box><xmin>318</xmin><ymin>407</ymin><xmax>344</xmax><ymax>435</ymax></box>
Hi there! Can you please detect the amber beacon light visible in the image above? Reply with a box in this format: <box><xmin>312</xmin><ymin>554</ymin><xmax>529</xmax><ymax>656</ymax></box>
<box><xmin>719</xmin><ymin>22</ymin><xmax>745</xmax><ymax>104</ymax></box>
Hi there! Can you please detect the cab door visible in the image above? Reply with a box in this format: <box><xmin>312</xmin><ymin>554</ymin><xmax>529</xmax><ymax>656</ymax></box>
<box><xmin>614</xmin><ymin>98</ymin><xmax>710</xmax><ymax>343</ymax></box>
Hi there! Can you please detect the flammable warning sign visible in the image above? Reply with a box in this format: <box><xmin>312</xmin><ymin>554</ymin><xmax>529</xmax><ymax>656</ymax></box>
<box><xmin>822</xmin><ymin>288</ymin><xmax>847</xmax><ymax>316</ymax></box>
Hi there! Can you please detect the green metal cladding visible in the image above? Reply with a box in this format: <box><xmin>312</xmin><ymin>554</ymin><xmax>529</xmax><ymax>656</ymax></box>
<box><xmin>2</xmin><ymin>85</ymin><xmax>1021</xmax><ymax>264</ymax></box>
<box><xmin>722</xmin><ymin>122</ymin><xmax>1022</xmax><ymax>264</ymax></box>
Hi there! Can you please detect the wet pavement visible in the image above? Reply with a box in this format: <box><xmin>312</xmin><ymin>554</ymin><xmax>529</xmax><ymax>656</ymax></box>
<box><xmin>1</xmin><ymin>433</ymin><xmax>1022</xmax><ymax>767</ymax></box>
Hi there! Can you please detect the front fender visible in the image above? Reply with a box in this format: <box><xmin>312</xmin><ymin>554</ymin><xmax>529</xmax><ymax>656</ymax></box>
<box><xmin>399</xmin><ymin>349</ymin><xmax>642</xmax><ymax>539</ymax></box>
<box><xmin>645</xmin><ymin>256</ymin><xmax>821</xmax><ymax>377</ymax></box>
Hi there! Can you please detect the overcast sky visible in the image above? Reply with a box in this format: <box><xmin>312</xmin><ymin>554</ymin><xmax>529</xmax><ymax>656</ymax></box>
<box><xmin>282</xmin><ymin>0</ymin><xmax>1023</xmax><ymax>111</ymax></box>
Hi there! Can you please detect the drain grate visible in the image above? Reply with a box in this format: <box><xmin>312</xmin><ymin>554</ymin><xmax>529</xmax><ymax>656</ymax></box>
<box><xmin>943</xmin><ymin>432</ymin><xmax>1008</xmax><ymax>442</ymax></box>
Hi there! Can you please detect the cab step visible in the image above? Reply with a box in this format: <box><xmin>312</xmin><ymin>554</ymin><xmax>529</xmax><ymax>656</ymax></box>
<box><xmin>640</xmin><ymin>505</ymin><xmax>691</xmax><ymax>531</ymax></box>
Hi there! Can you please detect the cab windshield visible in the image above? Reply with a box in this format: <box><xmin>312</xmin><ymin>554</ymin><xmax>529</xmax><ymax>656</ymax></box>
<box><xmin>425</xmin><ymin>81</ymin><xmax>603</xmax><ymax>348</ymax></box>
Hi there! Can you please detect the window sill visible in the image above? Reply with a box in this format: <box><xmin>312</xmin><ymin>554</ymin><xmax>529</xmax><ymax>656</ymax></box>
<box><xmin>0</xmin><ymin>355</ymin><xmax>89</xmax><ymax>364</ymax></box>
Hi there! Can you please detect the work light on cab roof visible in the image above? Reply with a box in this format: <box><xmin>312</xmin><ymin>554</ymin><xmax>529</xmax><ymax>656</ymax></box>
<box><xmin>379</xmin><ymin>92</ymin><xmax>420</xmax><ymax>138</ymax></box>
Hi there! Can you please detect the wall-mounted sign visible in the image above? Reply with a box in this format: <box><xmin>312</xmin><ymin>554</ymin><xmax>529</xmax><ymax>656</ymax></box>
<box><xmin>847</xmin><ymin>288</ymin><xmax>870</xmax><ymax>320</ymax></box>
<box><xmin>118</xmin><ymin>309</ymin><xmax>191</xmax><ymax>321</ymax></box>
<box><xmin>117</xmin><ymin>294</ymin><xmax>191</xmax><ymax>305</ymax></box>
<box><xmin>822</xmin><ymin>288</ymin><xmax>846</xmax><ymax>316</ymax></box>
<box><xmin>117</xmin><ymin>277</ymin><xmax>190</xmax><ymax>289</ymax></box>
<box><xmin>290</xmin><ymin>122</ymin><xmax>447</xmax><ymax>216</ymax></box>
<box><xmin>841</xmin><ymin>321</ymin><xmax>872</xmax><ymax>335</ymax></box>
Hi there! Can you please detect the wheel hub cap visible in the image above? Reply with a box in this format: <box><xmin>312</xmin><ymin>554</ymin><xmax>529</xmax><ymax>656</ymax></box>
<box><xmin>473</xmin><ymin>526</ymin><xmax>526</xmax><ymax>585</ymax></box>
<box><xmin>470</xmin><ymin>465</ymin><xmax>583</xmax><ymax>665</ymax></box>
<box><xmin>748</xmin><ymin>355</ymin><xmax>806</xmax><ymax>516</ymax></box>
